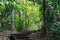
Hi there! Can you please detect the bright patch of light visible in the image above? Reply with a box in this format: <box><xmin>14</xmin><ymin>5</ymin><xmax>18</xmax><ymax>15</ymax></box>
<box><xmin>20</xmin><ymin>10</ymin><xmax>23</xmax><ymax>14</ymax></box>
<box><xmin>6</xmin><ymin>1</ymin><xmax>9</xmax><ymax>5</ymax></box>
<box><xmin>0</xmin><ymin>13</ymin><xmax>1</xmax><ymax>15</ymax></box>
<box><xmin>14</xmin><ymin>2</ymin><xmax>16</xmax><ymax>4</ymax></box>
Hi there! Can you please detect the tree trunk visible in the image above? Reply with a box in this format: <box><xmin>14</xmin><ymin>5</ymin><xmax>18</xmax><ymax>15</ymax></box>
<box><xmin>11</xmin><ymin>7</ymin><xmax>15</xmax><ymax>31</ymax></box>
<box><xmin>42</xmin><ymin>0</ymin><xmax>47</xmax><ymax>34</ymax></box>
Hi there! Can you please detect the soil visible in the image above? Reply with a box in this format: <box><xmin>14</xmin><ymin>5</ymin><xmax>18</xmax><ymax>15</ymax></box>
<box><xmin>9</xmin><ymin>30</ymin><xmax>60</xmax><ymax>40</ymax></box>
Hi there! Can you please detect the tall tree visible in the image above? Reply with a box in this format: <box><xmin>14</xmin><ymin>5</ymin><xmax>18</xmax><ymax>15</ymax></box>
<box><xmin>42</xmin><ymin>0</ymin><xmax>47</xmax><ymax>34</ymax></box>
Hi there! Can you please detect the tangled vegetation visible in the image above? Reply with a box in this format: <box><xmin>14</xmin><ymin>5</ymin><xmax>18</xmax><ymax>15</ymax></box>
<box><xmin>0</xmin><ymin>0</ymin><xmax>60</xmax><ymax>37</ymax></box>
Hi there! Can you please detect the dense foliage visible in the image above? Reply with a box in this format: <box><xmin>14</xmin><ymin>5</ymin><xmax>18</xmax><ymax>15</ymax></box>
<box><xmin>0</xmin><ymin>0</ymin><xmax>42</xmax><ymax>31</ymax></box>
<box><xmin>0</xmin><ymin>0</ymin><xmax>60</xmax><ymax>36</ymax></box>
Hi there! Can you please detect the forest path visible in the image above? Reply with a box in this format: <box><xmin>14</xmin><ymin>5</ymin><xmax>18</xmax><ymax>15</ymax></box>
<box><xmin>0</xmin><ymin>31</ymin><xmax>12</xmax><ymax>40</ymax></box>
<box><xmin>0</xmin><ymin>36</ymin><xmax>2</xmax><ymax>40</ymax></box>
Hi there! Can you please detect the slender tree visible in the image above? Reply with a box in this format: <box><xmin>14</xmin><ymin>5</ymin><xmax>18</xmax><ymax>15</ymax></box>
<box><xmin>42</xmin><ymin>0</ymin><xmax>47</xmax><ymax>34</ymax></box>
<box><xmin>11</xmin><ymin>1</ymin><xmax>16</xmax><ymax>31</ymax></box>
